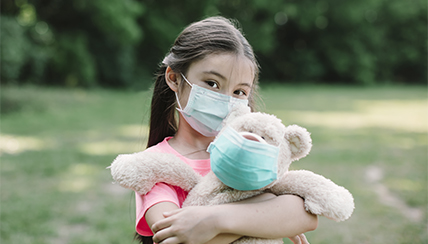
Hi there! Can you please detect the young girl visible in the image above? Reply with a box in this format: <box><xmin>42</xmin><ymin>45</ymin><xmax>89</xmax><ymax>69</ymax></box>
<box><xmin>135</xmin><ymin>16</ymin><xmax>317</xmax><ymax>244</ymax></box>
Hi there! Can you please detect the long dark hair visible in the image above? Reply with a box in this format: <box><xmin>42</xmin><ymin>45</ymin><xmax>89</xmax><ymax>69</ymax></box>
<box><xmin>136</xmin><ymin>16</ymin><xmax>260</xmax><ymax>244</ymax></box>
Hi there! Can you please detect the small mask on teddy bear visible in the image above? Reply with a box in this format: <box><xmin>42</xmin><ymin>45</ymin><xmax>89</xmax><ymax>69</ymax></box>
<box><xmin>208</xmin><ymin>125</ymin><xmax>280</xmax><ymax>191</ymax></box>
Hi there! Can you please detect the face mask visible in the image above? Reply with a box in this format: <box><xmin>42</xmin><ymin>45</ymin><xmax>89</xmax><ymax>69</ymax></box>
<box><xmin>175</xmin><ymin>74</ymin><xmax>248</xmax><ymax>137</ymax></box>
<box><xmin>207</xmin><ymin>126</ymin><xmax>279</xmax><ymax>191</ymax></box>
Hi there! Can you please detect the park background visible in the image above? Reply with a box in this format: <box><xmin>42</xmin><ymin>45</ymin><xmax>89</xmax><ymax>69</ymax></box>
<box><xmin>1</xmin><ymin>0</ymin><xmax>427</xmax><ymax>243</ymax></box>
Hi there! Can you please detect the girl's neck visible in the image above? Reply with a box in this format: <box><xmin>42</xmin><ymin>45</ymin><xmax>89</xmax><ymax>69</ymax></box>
<box><xmin>168</xmin><ymin>117</ymin><xmax>215</xmax><ymax>160</ymax></box>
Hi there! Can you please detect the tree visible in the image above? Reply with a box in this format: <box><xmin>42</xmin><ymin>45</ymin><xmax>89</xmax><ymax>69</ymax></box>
<box><xmin>1</xmin><ymin>0</ymin><xmax>426</xmax><ymax>87</ymax></box>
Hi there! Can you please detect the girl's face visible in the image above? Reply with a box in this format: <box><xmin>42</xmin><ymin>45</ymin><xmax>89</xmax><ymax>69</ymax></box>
<box><xmin>177</xmin><ymin>53</ymin><xmax>255</xmax><ymax>108</ymax></box>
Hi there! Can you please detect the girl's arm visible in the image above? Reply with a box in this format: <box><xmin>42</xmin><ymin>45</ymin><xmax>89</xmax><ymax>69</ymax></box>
<box><xmin>151</xmin><ymin>194</ymin><xmax>317</xmax><ymax>244</ymax></box>
<box><xmin>145</xmin><ymin>201</ymin><xmax>179</xmax><ymax>232</ymax></box>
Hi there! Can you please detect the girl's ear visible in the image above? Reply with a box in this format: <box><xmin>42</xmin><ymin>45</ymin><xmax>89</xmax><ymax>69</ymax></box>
<box><xmin>165</xmin><ymin>66</ymin><xmax>179</xmax><ymax>92</ymax></box>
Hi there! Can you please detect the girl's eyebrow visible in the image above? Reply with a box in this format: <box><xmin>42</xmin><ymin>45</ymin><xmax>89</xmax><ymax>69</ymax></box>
<box><xmin>202</xmin><ymin>70</ymin><xmax>227</xmax><ymax>80</ymax></box>
<box><xmin>238</xmin><ymin>82</ymin><xmax>252</xmax><ymax>88</ymax></box>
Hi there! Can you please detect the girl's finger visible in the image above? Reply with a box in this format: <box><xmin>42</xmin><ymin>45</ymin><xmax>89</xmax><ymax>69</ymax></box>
<box><xmin>299</xmin><ymin>233</ymin><xmax>310</xmax><ymax>244</ymax></box>
<box><xmin>151</xmin><ymin>218</ymin><xmax>172</xmax><ymax>234</ymax></box>
<box><xmin>299</xmin><ymin>234</ymin><xmax>309</xmax><ymax>244</ymax></box>
<box><xmin>158</xmin><ymin>236</ymin><xmax>181</xmax><ymax>244</ymax></box>
<box><xmin>289</xmin><ymin>235</ymin><xmax>302</xmax><ymax>244</ymax></box>
<box><xmin>153</xmin><ymin>227</ymin><xmax>174</xmax><ymax>244</ymax></box>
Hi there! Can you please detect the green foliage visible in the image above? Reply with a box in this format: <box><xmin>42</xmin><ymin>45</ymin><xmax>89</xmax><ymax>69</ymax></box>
<box><xmin>52</xmin><ymin>33</ymin><xmax>97</xmax><ymax>86</ymax></box>
<box><xmin>235</xmin><ymin>0</ymin><xmax>427</xmax><ymax>84</ymax></box>
<box><xmin>1</xmin><ymin>0</ymin><xmax>426</xmax><ymax>87</ymax></box>
<box><xmin>1</xmin><ymin>15</ymin><xmax>30</xmax><ymax>82</ymax></box>
<box><xmin>73</xmin><ymin>0</ymin><xmax>144</xmax><ymax>45</ymax></box>
<box><xmin>42</xmin><ymin>0</ymin><xmax>145</xmax><ymax>87</ymax></box>
<box><xmin>1</xmin><ymin>0</ymin><xmax>146</xmax><ymax>87</ymax></box>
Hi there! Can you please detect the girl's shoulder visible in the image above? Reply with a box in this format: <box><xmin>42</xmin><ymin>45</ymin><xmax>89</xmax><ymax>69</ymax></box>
<box><xmin>145</xmin><ymin>136</ymin><xmax>174</xmax><ymax>154</ymax></box>
<box><xmin>145</xmin><ymin>136</ymin><xmax>211</xmax><ymax>176</ymax></box>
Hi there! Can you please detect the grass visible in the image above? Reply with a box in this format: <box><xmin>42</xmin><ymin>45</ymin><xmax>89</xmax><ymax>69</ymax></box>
<box><xmin>1</xmin><ymin>84</ymin><xmax>427</xmax><ymax>244</ymax></box>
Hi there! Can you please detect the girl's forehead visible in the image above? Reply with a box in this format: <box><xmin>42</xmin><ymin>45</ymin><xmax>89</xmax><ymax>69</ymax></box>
<box><xmin>188</xmin><ymin>53</ymin><xmax>255</xmax><ymax>85</ymax></box>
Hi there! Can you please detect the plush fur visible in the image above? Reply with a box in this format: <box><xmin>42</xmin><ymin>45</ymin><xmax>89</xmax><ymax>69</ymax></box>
<box><xmin>109</xmin><ymin>104</ymin><xmax>354</xmax><ymax>243</ymax></box>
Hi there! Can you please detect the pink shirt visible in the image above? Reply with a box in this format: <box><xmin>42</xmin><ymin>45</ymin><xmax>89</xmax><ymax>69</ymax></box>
<box><xmin>135</xmin><ymin>137</ymin><xmax>211</xmax><ymax>236</ymax></box>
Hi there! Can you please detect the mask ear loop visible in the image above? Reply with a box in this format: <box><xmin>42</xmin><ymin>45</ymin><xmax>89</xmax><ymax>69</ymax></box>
<box><xmin>174</xmin><ymin>92</ymin><xmax>183</xmax><ymax>110</ymax></box>
<box><xmin>175</xmin><ymin>73</ymin><xmax>193</xmax><ymax>110</ymax></box>
<box><xmin>180</xmin><ymin>73</ymin><xmax>193</xmax><ymax>87</ymax></box>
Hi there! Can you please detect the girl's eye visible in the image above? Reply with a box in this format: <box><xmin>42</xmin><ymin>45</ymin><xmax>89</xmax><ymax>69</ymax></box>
<box><xmin>234</xmin><ymin>90</ymin><xmax>247</xmax><ymax>96</ymax></box>
<box><xmin>206</xmin><ymin>81</ymin><xmax>218</xmax><ymax>88</ymax></box>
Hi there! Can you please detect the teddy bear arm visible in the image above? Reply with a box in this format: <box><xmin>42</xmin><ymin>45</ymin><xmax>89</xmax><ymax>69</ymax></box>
<box><xmin>183</xmin><ymin>172</ymin><xmax>228</xmax><ymax>207</ymax></box>
<box><xmin>183</xmin><ymin>172</ymin><xmax>264</xmax><ymax>207</ymax></box>
<box><xmin>270</xmin><ymin>170</ymin><xmax>354</xmax><ymax>222</ymax></box>
<box><xmin>110</xmin><ymin>151</ymin><xmax>201</xmax><ymax>195</ymax></box>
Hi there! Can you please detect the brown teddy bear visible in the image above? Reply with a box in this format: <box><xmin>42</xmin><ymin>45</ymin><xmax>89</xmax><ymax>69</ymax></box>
<box><xmin>110</xmin><ymin>104</ymin><xmax>354</xmax><ymax>243</ymax></box>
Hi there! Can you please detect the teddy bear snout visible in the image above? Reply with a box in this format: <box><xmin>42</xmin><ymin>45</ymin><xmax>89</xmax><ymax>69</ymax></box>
<box><xmin>239</xmin><ymin>132</ymin><xmax>268</xmax><ymax>144</ymax></box>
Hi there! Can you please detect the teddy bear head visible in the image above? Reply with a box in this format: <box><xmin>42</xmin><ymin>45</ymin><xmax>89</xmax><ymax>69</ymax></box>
<box><xmin>213</xmin><ymin>104</ymin><xmax>312</xmax><ymax>189</ymax></box>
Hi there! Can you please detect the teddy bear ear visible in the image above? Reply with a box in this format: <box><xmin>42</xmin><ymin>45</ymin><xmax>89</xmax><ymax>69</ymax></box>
<box><xmin>284</xmin><ymin>125</ymin><xmax>312</xmax><ymax>161</ymax></box>
<box><xmin>224</xmin><ymin>103</ymin><xmax>251</xmax><ymax>125</ymax></box>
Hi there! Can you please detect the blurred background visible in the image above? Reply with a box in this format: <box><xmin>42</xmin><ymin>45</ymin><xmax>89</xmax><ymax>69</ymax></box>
<box><xmin>1</xmin><ymin>0</ymin><xmax>427</xmax><ymax>244</ymax></box>
<box><xmin>1</xmin><ymin>0</ymin><xmax>426</xmax><ymax>87</ymax></box>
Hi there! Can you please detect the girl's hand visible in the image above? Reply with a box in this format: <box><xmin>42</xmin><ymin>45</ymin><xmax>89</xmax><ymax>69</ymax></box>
<box><xmin>288</xmin><ymin>233</ymin><xmax>310</xmax><ymax>244</ymax></box>
<box><xmin>151</xmin><ymin>206</ymin><xmax>220</xmax><ymax>244</ymax></box>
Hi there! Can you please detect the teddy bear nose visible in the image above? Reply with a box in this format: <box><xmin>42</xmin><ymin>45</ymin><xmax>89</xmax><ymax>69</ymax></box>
<box><xmin>240</xmin><ymin>132</ymin><xmax>267</xmax><ymax>144</ymax></box>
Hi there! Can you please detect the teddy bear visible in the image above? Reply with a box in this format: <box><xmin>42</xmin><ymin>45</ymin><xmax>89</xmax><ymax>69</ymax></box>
<box><xmin>109</xmin><ymin>104</ymin><xmax>355</xmax><ymax>243</ymax></box>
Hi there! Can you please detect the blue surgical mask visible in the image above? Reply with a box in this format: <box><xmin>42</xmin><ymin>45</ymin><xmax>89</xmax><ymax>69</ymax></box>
<box><xmin>176</xmin><ymin>74</ymin><xmax>248</xmax><ymax>137</ymax></box>
<box><xmin>207</xmin><ymin>126</ymin><xmax>279</xmax><ymax>191</ymax></box>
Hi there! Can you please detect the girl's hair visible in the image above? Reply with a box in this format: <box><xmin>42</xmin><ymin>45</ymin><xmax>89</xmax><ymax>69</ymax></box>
<box><xmin>138</xmin><ymin>16</ymin><xmax>260</xmax><ymax>244</ymax></box>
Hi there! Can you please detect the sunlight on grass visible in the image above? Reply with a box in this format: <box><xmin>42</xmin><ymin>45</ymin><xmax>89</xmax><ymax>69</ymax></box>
<box><xmin>0</xmin><ymin>124</ymin><xmax>149</xmax><ymax>156</ymax></box>
<box><xmin>118</xmin><ymin>124</ymin><xmax>149</xmax><ymax>138</ymax></box>
<box><xmin>78</xmin><ymin>140</ymin><xmax>144</xmax><ymax>156</ymax></box>
<box><xmin>385</xmin><ymin>178</ymin><xmax>425</xmax><ymax>192</ymax></box>
<box><xmin>78</xmin><ymin>124</ymin><xmax>148</xmax><ymax>155</ymax></box>
<box><xmin>0</xmin><ymin>134</ymin><xmax>53</xmax><ymax>155</ymax></box>
<box><xmin>274</xmin><ymin>99</ymin><xmax>427</xmax><ymax>133</ymax></box>
<box><xmin>374</xmin><ymin>133</ymin><xmax>427</xmax><ymax>149</ymax></box>
<box><xmin>58</xmin><ymin>163</ymin><xmax>99</xmax><ymax>193</ymax></box>
<box><xmin>58</xmin><ymin>178</ymin><xmax>93</xmax><ymax>193</ymax></box>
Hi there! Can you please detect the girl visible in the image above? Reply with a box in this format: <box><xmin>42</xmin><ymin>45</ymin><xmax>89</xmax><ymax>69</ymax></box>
<box><xmin>135</xmin><ymin>16</ymin><xmax>317</xmax><ymax>244</ymax></box>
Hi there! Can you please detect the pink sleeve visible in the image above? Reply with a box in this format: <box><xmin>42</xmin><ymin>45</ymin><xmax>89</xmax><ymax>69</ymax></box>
<box><xmin>135</xmin><ymin>183</ymin><xmax>181</xmax><ymax>236</ymax></box>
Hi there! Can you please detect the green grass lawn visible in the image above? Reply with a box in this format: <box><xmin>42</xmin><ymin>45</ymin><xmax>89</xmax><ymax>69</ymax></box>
<box><xmin>1</xmin><ymin>85</ymin><xmax>427</xmax><ymax>244</ymax></box>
